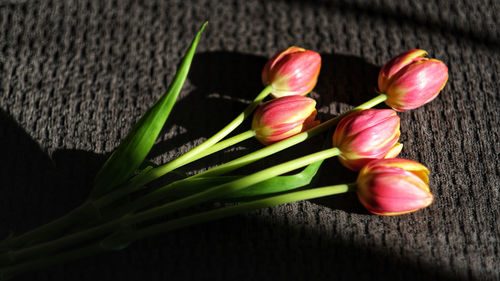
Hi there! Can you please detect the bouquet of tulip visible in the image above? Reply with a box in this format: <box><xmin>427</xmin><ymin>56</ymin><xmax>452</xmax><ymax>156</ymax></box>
<box><xmin>0</xmin><ymin>23</ymin><xmax>449</xmax><ymax>279</ymax></box>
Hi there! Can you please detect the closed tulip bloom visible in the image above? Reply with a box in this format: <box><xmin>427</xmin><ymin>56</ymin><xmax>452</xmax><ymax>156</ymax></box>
<box><xmin>356</xmin><ymin>158</ymin><xmax>434</xmax><ymax>215</ymax></box>
<box><xmin>332</xmin><ymin>109</ymin><xmax>402</xmax><ymax>171</ymax></box>
<box><xmin>378</xmin><ymin>49</ymin><xmax>449</xmax><ymax>111</ymax></box>
<box><xmin>252</xmin><ymin>96</ymin><xmax>320</xmax><ymax>145</ymax></box>
<box><xmin>262</xmin><ymin>46</ymin><xmax>321</xmax><ymax>98</ymax></box>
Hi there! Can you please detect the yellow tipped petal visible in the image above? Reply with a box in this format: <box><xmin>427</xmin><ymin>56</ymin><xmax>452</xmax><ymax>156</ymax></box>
<box><xmin>384</xmin><ymin>142</ymin><xmax>403</xmax><ymax>159</ymax></box>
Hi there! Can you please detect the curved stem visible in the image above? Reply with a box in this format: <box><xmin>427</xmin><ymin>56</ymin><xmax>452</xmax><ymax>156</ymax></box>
<box><xmin>191</xmin><ymin>93</ymin><xmax>387</xmax><ymax>178</ymax></box>
<box><xmin>95</xmin><ymin>93</ymin><xmax>386</xmax><ymax>209</ymax></box>
<box><xmin>127</xmin><ymin>147</ymin><xmax>341</xmax><ymax>224</ymax></box>
<box><xmin>94</xmin><ymin>86</ymin><xmax>272</xmax><ymax>208</ymax></box>
<box><xmin>147</xmin><ymin>85</ymin><xmax>272</xmax><ymax>178</ymax></box>
<box><xmin>0</xmin><ymin>183</ymin><xmax>356</xmax><ymax>279</ymax></box>
<box><xmin>119</xmin><ymin>183</ymin><xmax>357</xmax><ymax>242</ymax></box>
<box><xmin>102</xmin><ymin>93</ymin><xmax>388</xmax><ymax>214</ymax></box>
<box><xmin>187</xmin><ymin>129</ymin><xmax>255</xmax><ymax>162</ymax></box>
<box><xmin>0</xmin><ymin>88</ymin><xmax>270</xmax><ymax>252</ymax></box>
<box><xmin>0</xmin><ymin>93</ymin><xmax>385</xmax><ymax>262</ymax></box>
<box><xmin>0</xmin><ymin>147</ymin><xmax>341</xmax><ymax>264</ymax></box>
<box><xmin>96</xmin><ymin>130</ymin><xmax>255</xmax><ymax>215</ymax></box>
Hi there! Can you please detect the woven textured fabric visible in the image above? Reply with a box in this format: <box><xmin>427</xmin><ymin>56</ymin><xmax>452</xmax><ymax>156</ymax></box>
<box><xmin>0</xmin><ymin>0</ymin><xmax>499</xmax><ymax>280</ymax></box>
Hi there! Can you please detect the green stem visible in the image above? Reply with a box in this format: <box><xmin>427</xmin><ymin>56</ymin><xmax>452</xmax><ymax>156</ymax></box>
<box><xmin>0</xmin><ymin>93</ymin><xmax>386</xmax><ymax>263</ymax></box>
<box><xmin>191</xmin><ymin>93</ymin><xmax>387</xmax><ymax>178</ymax></box>
<box><xmin>118</xmin><ymin>183</ymin><xmax>357</xmax><ymax>243</ymax></box>
<box><xmin>0</xmin><ymin>183</ymin><xmax>356</xmax><ymax>279</ymax></box>
<box><xmin>0</xmin><ymin>147</ymin><xmax>341</xmax><ymax>264</ymax></box>
<box><xmin>96</xmin><ymin>130</ymin><xmax>255</xmax><ymax>218</ymax></box>
<box><xmin>187</xmin><ymin>129</ymin><xmax>255</xmax><ymax>162</ymax></box>
<box><xmin>104</xmin><ymin>93</ymin><xmax>388</xmax><ymax>214</ymax></box>
<box><xmin>127</xmin><ymin>176</ymin><xmax>236</xmax><ymax>212</ymax></box>
<box><xmin>94</xmin><ymin>86</ymin><xmax>272</xmax><ymax>208</ymax></box>
<box><xmin>0</xmin><ymin>86</ymin><xmax>269</xmax><ymax>253</ymax></box>
<box><xmin>126</xmin><ymin>147</ymin><xmax>342</xmax><ymax>223</ymax></box>
<box><xmin>147</xmin><ymin>85</ymin><xmax>272</xmax><ymax>178</ymax></box>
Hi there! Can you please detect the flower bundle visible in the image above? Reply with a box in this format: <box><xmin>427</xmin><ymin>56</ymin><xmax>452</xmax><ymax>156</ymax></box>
<box><xmin>0</xmin><ymin>23</ymin><xmax>449</xmax><ymax>279</ymax></box>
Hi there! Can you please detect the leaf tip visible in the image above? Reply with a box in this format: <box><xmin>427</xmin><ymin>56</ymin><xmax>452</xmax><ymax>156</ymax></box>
<box><xmin>200</xmin><ymin>21</ymin><xmax>208</xmax><ymax>33</ymax></box>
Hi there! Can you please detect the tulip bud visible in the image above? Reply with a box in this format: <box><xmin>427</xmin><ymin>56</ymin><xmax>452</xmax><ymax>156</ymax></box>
<box><xmin>262</xmin><ymin>46</ymin><xmax>321</xmax><ymax>98</ymax></box>
<box><xmin>332</xmin><ymin>109</ymin><xmax>402</xmax><ymax>171</ymax></box>
<box><xmin>378</xmin><ymin>49</ymin><xmax>449</xmax><ymax>111</ymax></box>
<box><xmin>356</xmin><ymin>158</ymin><xmax>434</xmax><ymax>215</ymax></box>
<box><xmin>252</xmin><ymin>96</ymin><xmax>320</xmax><ymax>145</ymax></box>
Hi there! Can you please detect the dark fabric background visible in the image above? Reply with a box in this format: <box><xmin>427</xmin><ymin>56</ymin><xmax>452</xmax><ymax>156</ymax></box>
<box><xmin>0</xmin><ymin>0</ymin><xmax>499</xmax><ymax>280</ymax></box>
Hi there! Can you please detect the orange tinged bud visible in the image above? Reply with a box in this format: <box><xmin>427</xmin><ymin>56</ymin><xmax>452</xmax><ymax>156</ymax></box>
<box><xmin>252</xmin><ymin>96</ymin><xmax>320</xmax><ymax>145</ymax></box>
<box><xmin>262</xmin><ymin>46</ymin><xmax>321</xmax><ymax>98</ymax></box>
<box><xmin>356</xmin><ymin>158</ymin><xmax>434</xmax><ymax>216</ymax></box>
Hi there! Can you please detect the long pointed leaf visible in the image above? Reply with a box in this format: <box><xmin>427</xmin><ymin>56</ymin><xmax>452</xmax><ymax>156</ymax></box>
<box><xmin>226</xmin><ymin>160</ymin><xmax>323</xmax><ymax>199</ymax></box>
<box><xmin>92</xmin><ymin>23</ymin><xmax>208</xmax><ymax>198</ymax></box>
<box><xmin>164</xmin><ymin>160</ymin><xmax>323</xmax><ymax>200</ymax></box>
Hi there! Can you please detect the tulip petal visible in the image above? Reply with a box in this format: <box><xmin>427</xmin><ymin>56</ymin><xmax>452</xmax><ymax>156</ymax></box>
<box><xmin>378</xmin><ymin>49</ymin><xmax>428</xmax><ymax>92</ymax></box>
<box><xmin>384</xmin><ymin>142</ymin><xmax>403</xmax><ymax>159</ymax></box>
<box><xmin>371</xmin><ymin>158</ymin><xmax>430</xmax><ymax>184</ymax></box>
<box><xmin>262</xmin><ymin>46</ymin><xmax>305</xmax><ymax>85</ymax></box>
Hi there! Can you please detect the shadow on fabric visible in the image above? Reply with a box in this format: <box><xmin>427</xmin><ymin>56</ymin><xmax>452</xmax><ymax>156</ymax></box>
<box><xmin>0</xmin><ymin>110</ymin><xmax>102</xmax><ymax>237</ymax></box>
<box><xmin>0</xmin><ymin>51</ymin><xmax>462</xmax><ymax>281</ymax></box>
<box><xmin>149</xmin><ymin>51</ymin><xmax>381</xmax><ymax>168</ymax></box>
<box><xmin>13</xmin><ymin>216</ymin><xmax>468</xmax><ymax>281</ymax></box>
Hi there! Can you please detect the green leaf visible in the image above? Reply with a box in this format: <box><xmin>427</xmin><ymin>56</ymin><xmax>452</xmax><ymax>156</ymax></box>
<box><xmin>226</xmin><ymin>160</ymin><xmax>323</xmax><ymax>199</ymax></box>
<box><xmin>91</xmin><ymin>22</ymin><xmax>208</xmax><ymax>198</ymax></box>
<box><xmin>165</xmin><ymin>160</ymin><xmax>323</xmax><ymax>200</ymax></box>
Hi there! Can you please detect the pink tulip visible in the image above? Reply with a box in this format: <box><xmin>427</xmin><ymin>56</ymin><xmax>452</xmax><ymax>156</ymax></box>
<box><xmin>252</xmin><ymin>96</ymin><xmax>320</xmax><ymax>145</ymax></box>
<box><xmin>262</xmin><ymin>46</ymin><xmax>321</xmax><ymax>98</ymax></box>
<box><xmin>356</xmin><ymin>158</ymin><xmax>434</xmax><ymax>216</ymax></box>
<box><xmin>332</xmin><ymin>109</ymin><xmax>402</xmax><ymax>171</ymax></box>
<box><xmin>378</xmin><ymin>49</ymin><xmax>449</xmax><ymax>111</ymax></box>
